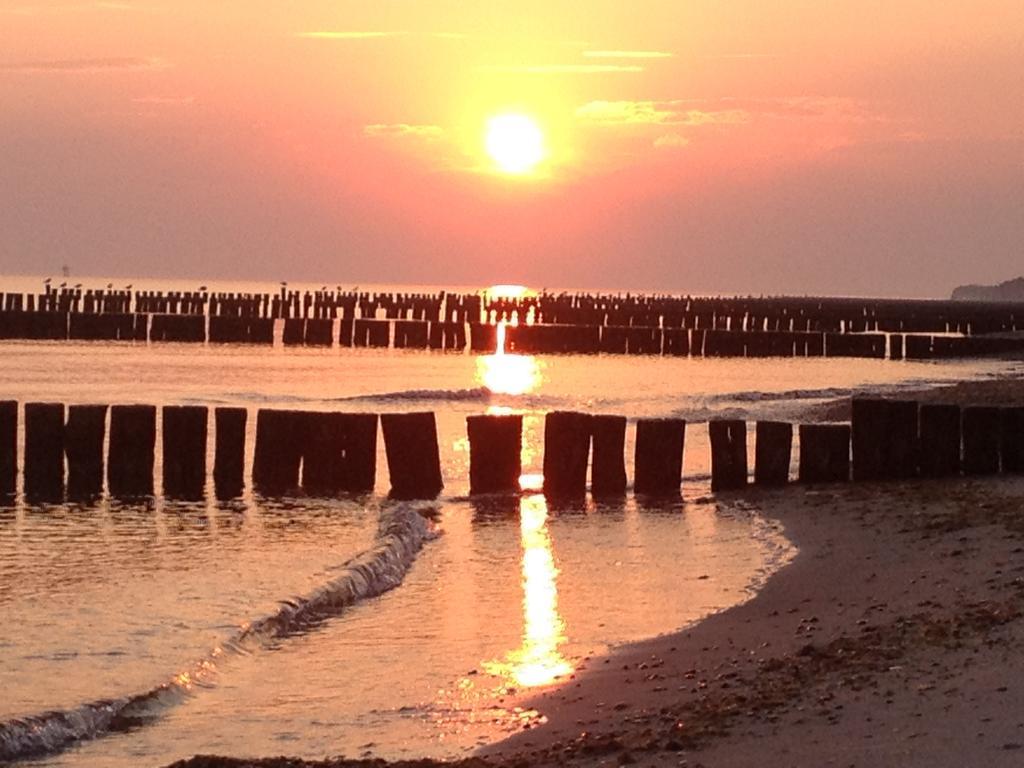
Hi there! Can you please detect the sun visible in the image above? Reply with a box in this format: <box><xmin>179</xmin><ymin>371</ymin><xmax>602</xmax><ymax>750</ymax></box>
<box><xmin>485</xmin><ymin>114</ymin><xmax>545</xmax><ymax>175</ymax></box>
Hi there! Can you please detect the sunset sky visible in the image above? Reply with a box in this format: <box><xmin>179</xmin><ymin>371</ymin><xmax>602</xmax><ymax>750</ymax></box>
<box><xmin>1</xmin><ymin>1</ymin><xmax>1021</xmax><ymax>296</ymax></box>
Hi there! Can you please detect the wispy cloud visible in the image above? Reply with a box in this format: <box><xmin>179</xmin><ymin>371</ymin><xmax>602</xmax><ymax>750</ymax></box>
<box><xmin>576</xmin><ymin>97</ymin><xmax>876</xmax><ymax>127</ymax></box>
<box><xmin>576</xmin><ymin>100</ymin><xmax>748</xmax><ymax>126</ymax></box>
<box><xmin>583</xmin><ymin>50</ymin><xmax>673</xmax><ymax>59</ymax></box>
<box><xmin>480</xmin><ymin>64</ymin><xmax>643</xmax><ymax>74</ymax></box>
<box><xmin>297</xmin><ymin>31</ymin><xmax>405</xmax><ymax>40</ymax></box>
<box><xmin>364</xmin><ymin>123</ymin><xmax>443</xmax><ymax>139</ymax></box>
<box><xmin>653</xmin><ymin>133</ymin><xmax>690</xmax><ymax>149</ymax></box>
<box><xmin>0</xmin><ymin>56</ymin><xmax>166</xmax><ymax>73</ymax></box>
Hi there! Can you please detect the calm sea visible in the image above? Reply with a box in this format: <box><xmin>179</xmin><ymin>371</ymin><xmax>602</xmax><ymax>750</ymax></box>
<box><xmin>0</xmin><ymin>276</ymin><xmax>1018</xmax><ymax>766</ymax></box>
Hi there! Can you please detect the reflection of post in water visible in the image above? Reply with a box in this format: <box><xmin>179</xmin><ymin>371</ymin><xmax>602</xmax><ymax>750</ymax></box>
<box><xmin>485</xmin><ymin>495</ymin><xmax>572</xmax><ymax>688</ymax></box>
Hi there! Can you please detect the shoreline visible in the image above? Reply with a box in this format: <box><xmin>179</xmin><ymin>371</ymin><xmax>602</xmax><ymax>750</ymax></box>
<box><xmin>168</xmin><ymin>470</ymin><xmax>1024</xmax><ymax>767</ymax></box>
<box><xmin>165</xmin><ymin>377</ymin><xmax>1024</xmax><ymax>768</ymax></box>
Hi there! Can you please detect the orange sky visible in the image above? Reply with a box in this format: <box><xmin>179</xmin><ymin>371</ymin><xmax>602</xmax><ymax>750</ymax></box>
<box><xmin>1</xmin><ymin>1</ymin><xmax>1022</xmax><ymax>295</ymax></box>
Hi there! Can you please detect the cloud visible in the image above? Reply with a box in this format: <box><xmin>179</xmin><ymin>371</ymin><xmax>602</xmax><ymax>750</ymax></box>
<box><xmin>654</xmin><ymin>133</ymin><xmax>690</xmax><ymax>149</ymax></box>
<box><xmin>297</xmin><ymin>31</ymin><xmax>405</xmax><ymax>40</ymax></box>
<box><xmin>583</xmin><ymin>50</ymin><xmax>673</xmax><ymax>59</ymax></box>
<box><xmin>364</xmin><ymin>123</ymin><xmax>443</xmax><ymax>139</ymax></box>
<box><xmin>480</xmin><ymin>64</ymin><xmax>643</xmax><ymax>74</ymax></box>
<box><xmin>576</xmin><ymin>100</ymin><xmax>749</xmax><ymax>126</ymax></box>
<box><xmin>0</xmin><ymin>56</ymin><xmax>166</xmax><ymax>73</ymax></box>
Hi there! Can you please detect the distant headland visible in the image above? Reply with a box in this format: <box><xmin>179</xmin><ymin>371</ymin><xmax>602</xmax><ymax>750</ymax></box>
<box><xmin>951</xmin><ymin>276</ymin><xmax>1024</xmax><ymax>302</ymax></box>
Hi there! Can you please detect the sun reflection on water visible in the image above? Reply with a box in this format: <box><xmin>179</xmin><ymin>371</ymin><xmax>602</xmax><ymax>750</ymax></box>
<box><xmin>484</xmin><ymin>495</ymin><xmax>573</xmax><ymax>688</ymax></box>
<box><xmin>476</xmin><ymin>323</ymin><xmax>540</xmax><ymax>396</ymax></box>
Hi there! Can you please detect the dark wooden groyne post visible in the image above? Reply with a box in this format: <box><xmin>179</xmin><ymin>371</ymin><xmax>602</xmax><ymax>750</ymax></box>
<box><xmin>108</xmin><ymin>405</ymin><xmax>156</xmax><ymax>498</ymax></box>
<box><xmin>0</xmin><ymin>401</ymin><xmax>16</xmax><ymax>499</ymax></box>
<box><xmin>755</xmin><ymin>421</ymin><xmax>792</xmax><ymax>486</ymax></box>
<box><xmin>253</xmin><ymin>409</ymin><xmax>303</xmax><ymax>494</ymax></box>
<box><xmin>381</xmin><ymin>412</ymin><xmax>444</xmax><ymax>499</ymax></box>
<box><xmin>162</xmin><ymin>405</ymin><xmax>208</xmax><ymax>500</ymax></box>
<box><xmin>214</xmin><ymin>407</ymin><xmax>247</xmax><ymax>499</ymax></box>
<box><xmin>1002</xmin><ymin>406</ymin><xmax>1024</xmax><ymax>474</ymax></box>
<box><xmin>590</xmin><ymin>415</ymin><xmax>627</xmax><ymax>496</ymax></box>
<box><xmin>302</xmin><ymin>412</ymin><xmax>378</xmax><ymax>494</ymax></box>
<box><xmin>709</xmin><ymin>420</ymin><xmax>747</xmax><ymax>491</ymax></box>
<box><xmin>852</xmin><ymin>398</ymin><xmax>918</xmax><ymax>481</ymax></box>
<box><xmin>918</xmin><ymin>404</ymin><xmax>961</xmax><ymax>477</ymax></box>
<box><xmin>962</xmin><ymin>406</ymin><xmax>1001</xmax><ymax>475</ymax></box>
<box><xmin>798</xmin><ymin>424</ymin><xmax>850</xmax><ymax>483</ymax></box>
<box><xmin>25</xmin><ymin>402</ymin><xmax>65</xmax><ymax>500</ymax></box>
<box><xmin>634</xmin><ymin>418</ymin><xmax>686</xmax><ymax>496</ymax></box>
<box><xmin>542</xmin><ymin>411</ymin><xmax>592</xmax><ymax>500</ymax></box>
<box><xmin>65</xmin><ymin>404</ymin><xmax>107</xmax><ymax>500</ymax></box>
<box><xmin>467</xmin><ymin>414</ymin><xmax>522</xmax><ymax>494</ymax></box>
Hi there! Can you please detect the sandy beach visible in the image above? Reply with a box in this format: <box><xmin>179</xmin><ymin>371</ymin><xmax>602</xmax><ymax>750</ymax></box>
<box><xmin>167</xmin><ymin>378</ymin><xmax>1024</xmax><ymax>768</ymax></box>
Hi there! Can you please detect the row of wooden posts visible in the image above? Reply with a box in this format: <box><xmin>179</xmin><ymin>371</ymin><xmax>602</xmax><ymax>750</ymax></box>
<box><xmin>3</xmin><ymin>311</ymin><xmax>1023</xmax><ymax>361</ymax></box>
<box><xmin>0</xmin><ymin>398</ymin><xmax>1020</xmax><ymax>504</ymax></box>
<box><xmin>14</xmin><ymin>285</ymin><xmax>1024</xmax><ymax>336</ymax></box>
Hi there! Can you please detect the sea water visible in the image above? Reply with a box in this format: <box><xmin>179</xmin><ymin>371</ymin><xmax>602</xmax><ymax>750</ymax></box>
<box><xmin>0</xmin><ymin>278</ymin><xmax>1018</xmax><ymax>766</ymax></box>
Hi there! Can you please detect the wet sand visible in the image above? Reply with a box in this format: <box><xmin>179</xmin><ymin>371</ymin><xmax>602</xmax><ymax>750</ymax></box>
<box><xmin>169</xmin><ymin>378</ymin><xmax>1024</xmax><ymax>768</ymax></box>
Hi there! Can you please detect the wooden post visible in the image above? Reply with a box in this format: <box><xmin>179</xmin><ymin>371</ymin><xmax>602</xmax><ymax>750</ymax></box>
<box><xmin>25</xmin><ymin>402</ymin><xmax>65</xmax><ymax>500</ymax></box>
<box><xmin>381</xmin><ymin>412</ymin><xmax>444</xmax><ymax>499</ymax></box>
<box><xmin>65</xmin><ymin>404</ymin><xmax>107</xmax><ymax>500</ymax></box>
<box><xmin>162</xmin><ymin>405</ymin><xmax>208</xmax><ymax>500</ymax></box>
<box><xmin>0</xmin><ymin>401</ymin><xmax>15</xmax><ymax>499</ymax></box>
<box><xmin>634</xmin><ymin>418</ymin><xmax>686</xmax><ymax>496</ymax></box>
<box><xmin>709</xmin><ymin>419</ymin><xmax>748</xmax><ymax>491</ymax></box>
<box><xmin>962</xmin><ymin>406</ymin><xmax>1001</xmax><ymax>475</ymax></box>
<box><xmin>798</xmin><ymin>424</ymin><xmax>850</xmax><ymax>483</ymax></box>
<box><xmin>467</xmin><ymin>414</ymin><xmax>522</xmax><ymax>494</ymax></box>
<box><xmin>214</xmin><ymin>407</ymin><xmax>247</xmax><ymax>499</ymax></box>
<box><xmin>253</xmin><ymin>409</ymin><xmax>303</xmax><ymax>495</ymax></box>
<box><xmin>108</xmin><ymin>405</ymin><xmax>156</xmax><ymax>497</ymax></box>
<box><xmin>301</xmin><ymin>412</ymin><xmax>378</xmax><ymax>495</ymax></box>
<box><xmin>1001</xmin><ymin>406</ymin><xmax>1024</xmax><ymax>474</ymax></box>
<box><xmin>543</xmin><ymin>411</ymin><xmax>592</xmax><ymax>500</ymax></box>
<box><xmin>590</xmin><ymin>415</ymin><xmax>627</xmax><ymax>497</ymax></box>
<box><xmin>918</xmin><ymin>404</ymin><xmax>961</xmax><ymax>477</ymax></box>
<box><xmin>852</xmin><ymin>398</ymin><xmax>918</xmax><ymax>481</ymax></box>
<box><xmin>755</xmin><ymin>421</ymin><xmax>792</xmax><ymax>486</ymax></box>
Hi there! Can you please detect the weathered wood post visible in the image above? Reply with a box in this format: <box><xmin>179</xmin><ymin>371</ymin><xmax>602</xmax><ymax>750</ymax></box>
<box><xmin>634</xmin><ymin>418</ymin><xmax>686</xmax><ymax>496</ymax></box>
<box><xmin>108</xmin><ymin>405</ymin><xmax>156</xmax><ymax>497</ymax></box>
<box><xmin>962</xmin><ymin>406</ymin><xmax>1001</xmax><ymax>475</ymax></box>
<box><xmin>543</xmin><ymin>411</ymin><xmax>592</xmax><ymax>500</ymax></box>
<box><xmin>798</xmin><ymin>424</ymin><xmax>850</xmax><ymax>483</ymax></box>
<box><xmin>918</xmin><ymin>404</ymin><xmax>961</xmax><ymax>477</ymax></box>
<box><xmin>709</xmin><ymin>419</ymin><xmax>747</xmax><ymax>491</ymax></box>
<box><xmin>590</xmin><ymin>414</ymin><xmax>627</xmax><ymax>496</ymax></box>
<box><xmin>467</xmin><ymin>414</ymin><xmax>522</xmax><ymax>494</ymax></box>
<box><xmin>214</xmin><ymin>407</ymin><xmax>247</xmax><ymax>499</ymax></box>
<box><xmin>381</xmin><ymin>412</ymin><xmax>444</xmax><ymax>499</ymax></box>
<box><xmin>253</xmin><ymin>409</ymin><xmax>303</xmax><ymax>495</ymax></box>
<box><xmin>162</xmin><ymin>405</ymin><xmax>208</xmax><ymax>500</ymax></box>
<box><xmin>301</xmin><ymin>412</ymin><xmax>378</xmax><ymax>494</ymax></box>
<box><xmin>755</xmin><ymin>421</ymin><xmax>792</xmax><ymax>486</ymax></box>
<box><xmin>886</xmin><ymin>400</ymin><xmax>919</xmax><ymax>479</ymax></box>
<box><xmin>25</xmin><ymin>402</ymin><xmax>65</xmax><ymax>500</ymax></box>
<box><xmin>1001</xmin><ymin>406</ymin><xmax>1024</xmax><ymax>474</ymax></box>
<box><xmin>65</xmin><ymin>404</ymin><xmax>107</xmax><ymax>500</ymax></box>
<box><xmin>852</xmin><ymin>398</ymin><xmax>918</xmax><ymax>481</ymax></box>
<box><xmin>0</xmin><ymin>401</ymin><xmax>16</xmax><ymax>499</ymax></box>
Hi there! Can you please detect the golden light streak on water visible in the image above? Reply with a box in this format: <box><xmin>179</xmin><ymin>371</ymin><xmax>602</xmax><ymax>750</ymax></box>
<box><xmin>484</xmin><ymin>496</ymin><xmax>572</xmax><ymax>688</ymax></box>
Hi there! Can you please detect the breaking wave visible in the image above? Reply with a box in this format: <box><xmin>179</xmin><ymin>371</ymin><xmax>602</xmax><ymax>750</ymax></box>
<box><xmin>0</xmin><ymin>505</ymin><xmax>436</xmax><ymax>763</ymax></box>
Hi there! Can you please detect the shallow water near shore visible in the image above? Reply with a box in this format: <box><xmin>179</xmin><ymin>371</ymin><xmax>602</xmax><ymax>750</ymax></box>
<box><xmin>1</xmin><ymin>280</ymin><xmax>1020</xmax><ymax>766</ymax></box>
